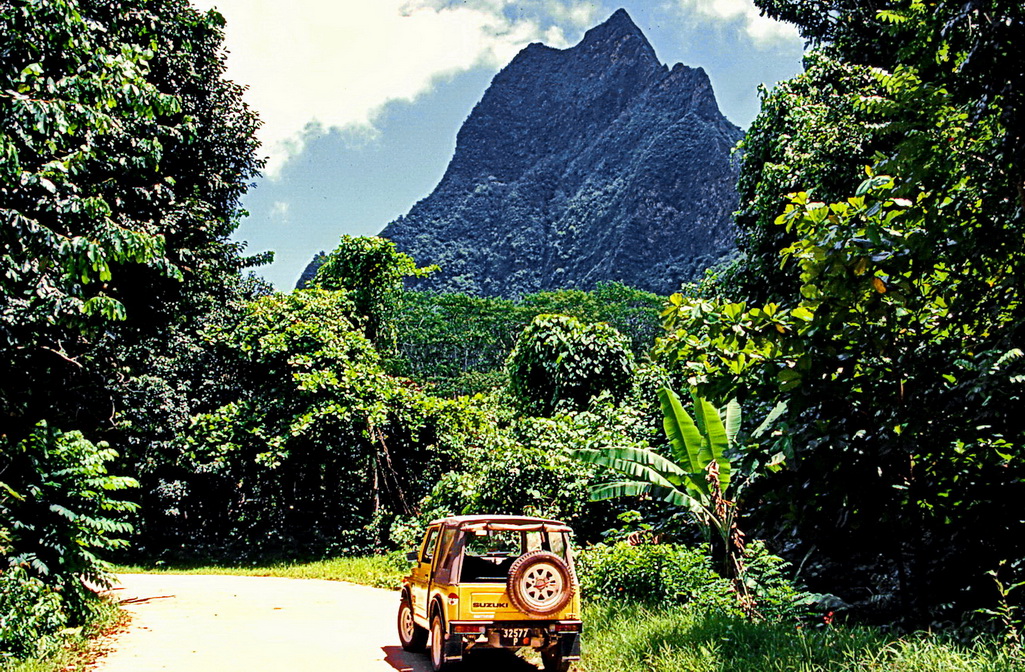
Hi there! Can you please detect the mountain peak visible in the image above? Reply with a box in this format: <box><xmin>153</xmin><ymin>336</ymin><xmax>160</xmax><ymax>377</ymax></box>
<box><xmin>378</xmin><ymin>9</ymin><xmax>742</xmax><ymax>297</ymax></box>
<box><xmin>578</xmin><ymin>8</ymin><xmax>657</xmax><ymax>62</ymax></box>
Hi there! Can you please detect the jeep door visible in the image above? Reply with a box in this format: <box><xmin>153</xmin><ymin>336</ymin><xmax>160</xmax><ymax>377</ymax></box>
<box><xmin>411</xmin><ymin>525</ymin><xmax>441</xmax><ymax>621</ymax></box>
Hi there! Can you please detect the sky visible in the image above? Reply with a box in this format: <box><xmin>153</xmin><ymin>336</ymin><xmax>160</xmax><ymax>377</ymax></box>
<box><xmin>189</xmin><ymin>0</ymin><xmax>807</xmax><ymax>290</ymax></box>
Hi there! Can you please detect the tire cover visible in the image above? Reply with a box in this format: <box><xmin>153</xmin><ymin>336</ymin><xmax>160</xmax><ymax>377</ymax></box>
<box><xmin>506</xmin><ymin>550</ymin><xmax>575</xmax><ymax>616</ymax></box>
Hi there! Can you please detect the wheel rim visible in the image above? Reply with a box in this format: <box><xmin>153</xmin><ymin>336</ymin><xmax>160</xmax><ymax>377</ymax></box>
<box><xmin>518</xmin><ymin>562</ymin><xmax>565</xmax><ymax>611</ymax></box>
<box><xmin>431</xmin><ymin>618</ymin><xmax>443</xmax><ymax>668</ymax></box>
<box><xmin>399</xmin><ymin>603</ymin><xmax>414</xmax><ymax>643</ymax></box>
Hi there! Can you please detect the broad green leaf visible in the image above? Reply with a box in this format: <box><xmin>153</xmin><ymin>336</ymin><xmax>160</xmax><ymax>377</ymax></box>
<box><xmin>658</xmin><ymin>387</ymin><xmax>703</xmax><ymax>473</ymax></box>
<box><xmin>724</xmin><ymin>398</ymin><xmax>741</xmax><ymax>451</ymax></box>
<box><xmin>696</xmin><ymin>396</ymin><xmax>731</xmax><ymax>490</ymax></box>
<box><xmin>752</xmin><ymin>401</ymin><xmax>788</xmax><ymax>439</ymax></box>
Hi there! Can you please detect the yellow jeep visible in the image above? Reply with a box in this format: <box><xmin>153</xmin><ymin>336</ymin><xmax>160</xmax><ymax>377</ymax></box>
<box><xmin>397</xmin><ymin>515</ymin><xmax>582</xmax><ymax>671</ymax></box>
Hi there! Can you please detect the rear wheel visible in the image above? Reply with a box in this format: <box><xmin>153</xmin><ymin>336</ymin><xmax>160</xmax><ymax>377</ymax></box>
<box><xmin>430</xmin><ymin>613</ymin><xmax>449</xmax><ymax>671</ymax></box>
<box><xmin>397</xmin><ymin>596</ymin><xmax>427</xmax><ymax>652</ymax></box>
<box><xmin>542</xmin><ymin>648</ymin><xmax>571</xmax><ymax>672</ymax></box>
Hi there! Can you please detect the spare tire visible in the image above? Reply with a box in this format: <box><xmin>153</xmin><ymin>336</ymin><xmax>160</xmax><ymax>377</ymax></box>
<box><xmin>507</xmin><ymin>550</ymin><xmax>575</xmax><ymax>616</ymax></box>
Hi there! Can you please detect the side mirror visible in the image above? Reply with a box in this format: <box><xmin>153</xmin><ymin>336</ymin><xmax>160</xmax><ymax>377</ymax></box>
<box><xmin>406</xmin><ymin>551</ymin><xmax>419</xmax><ymax>563</ymax></box>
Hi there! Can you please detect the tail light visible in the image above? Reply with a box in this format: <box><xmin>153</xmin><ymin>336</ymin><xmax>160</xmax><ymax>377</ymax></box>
<box><xmin>452</xmin><ymin>624</ymin><xmax>485</xmax><ymax>634</ymax></box>
<box><xmin>553</xmin><ymin>622</ymin><xmax>581</xmax><ymax>632</ymax></box>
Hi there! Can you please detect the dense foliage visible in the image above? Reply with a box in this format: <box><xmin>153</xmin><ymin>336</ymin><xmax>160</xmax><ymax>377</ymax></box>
<box><xmin>5</xmin><ymin>0</ymin><xmax>1024</xmax><ymax>662</ymax></box>
<box><xmin>0</xmin><ymin>0</ymin><xmax>261</xmax><ymax>657</ymax></box>
<box><xmin>308</xmin><ymin>236</ymin><xmax>436</xmax><ymax>348</ymax></box>
<box><xmin>655</xmin><ymin>0</ymin><xmax>1025</xmax><ymax>622</ymax></box>
<box><xmin>390</xmin><ymin>282</ymin><xmax>662</xmax><ymax>395</ymax></box>
<box><xmin>507</xmin><ymin>314</ymin><xmax>635</xmax><ymax>417</ymax></box>
<box><xmin>0</xmin><ymin>426</ymin><xmax>136</xmax><ymax>659</ymax></box>
<box><xmin>160</xmin><ymin>288</ymin><xmax>489</xmax><ymax>557</ymax></box>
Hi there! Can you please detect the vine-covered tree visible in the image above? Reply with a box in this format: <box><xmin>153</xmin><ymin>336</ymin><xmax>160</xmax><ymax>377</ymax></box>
<box><xmin>507</xmin><ymin>314</ymin><xmax>635</xmax><ymax>417</ymax></box>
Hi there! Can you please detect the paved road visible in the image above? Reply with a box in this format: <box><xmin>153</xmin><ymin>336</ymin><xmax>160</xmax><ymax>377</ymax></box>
<box><xmin>96</xmin><ymin>574</ymin><xmax>539</xmax><ymax>672</ymax></box>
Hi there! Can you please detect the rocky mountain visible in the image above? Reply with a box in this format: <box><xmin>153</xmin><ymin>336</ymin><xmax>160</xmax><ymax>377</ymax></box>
<box><xmin>378</xmin><ymin>9</ymin><xmax>743</xmax><ymax>297</ymax></box>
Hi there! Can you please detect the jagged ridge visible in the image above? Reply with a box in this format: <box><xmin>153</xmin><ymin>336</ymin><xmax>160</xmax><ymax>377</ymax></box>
<box><xmin>379</xmin><ymin>8</ymin><xmax>743</xmax><ymax>297</ymax></box>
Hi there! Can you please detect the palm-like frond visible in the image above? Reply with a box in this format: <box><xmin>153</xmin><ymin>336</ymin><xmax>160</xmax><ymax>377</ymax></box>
<box><xmin>658</xmin><ymin>388</ymin><xmax>704</xmax><ymax>473</ymax></box>
<box><xmin>571</xmin><ymin>447</ymin><xmax>684</xmax><ymax>490</ymax></box>
<box><xmin>589</xmin><ymin>480</ymin><xmax>652</xmax><ymax>501</ymax></box>
<box><xmin>589</xmin><ymin>480</ymin><xmax>704</xmax><ymax>515</ymax></box>
<box><xmin>698</xmin><ymin>396</ymin><xmax>731</xmax><ymax>490</ymax></box>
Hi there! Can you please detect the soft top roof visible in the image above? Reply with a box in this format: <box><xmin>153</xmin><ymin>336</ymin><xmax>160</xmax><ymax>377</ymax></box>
<box><xmin>428</xmin><ymin>514</ymin><xmax>572</xmax><ymax>533</ymax></box>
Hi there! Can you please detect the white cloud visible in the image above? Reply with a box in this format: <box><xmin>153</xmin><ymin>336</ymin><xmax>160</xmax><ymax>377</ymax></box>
<box><xmin>191</xmin><ymin>0</ymin><xmax>585</xmax><ymax>177</ymax></box>
<box><xmin>270</xmin><ymin>201</ymin><xmax>290</xmax><ymax>220</ymax></box>
<box><xmin>542</xmin><ymin>0</ymin><xmax>603</xmax><ymax>29</ymax></box>
<box><xmin>674</xmin><ymin>0</ymin><xmax>799</xmax><ymax>46</ymax></box>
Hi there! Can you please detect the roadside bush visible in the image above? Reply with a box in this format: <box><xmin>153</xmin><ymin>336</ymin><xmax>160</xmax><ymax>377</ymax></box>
<box><xmin>0</xmin><ymin>567</ymin><xmax>67</xmax><ymax>660</ymax></box>
<box><xmin>576</xmin><ymin>541</ymin><xmax>810</xmax><ymax>620</ymax></box>
<box><xmin>0</xmin><ymin>424</ymin><xmax>137</xmax><ymax>658</ymax></box>
<box><xmin>577</xmin><ymin>541</ymin><xmax>730</xmax><ymax>606</ymax></box>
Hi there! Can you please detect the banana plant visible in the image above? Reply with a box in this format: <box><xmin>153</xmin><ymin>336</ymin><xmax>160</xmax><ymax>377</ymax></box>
<box><xmin>571</xmin><ymin>388</ymin><xmax>779</xmax><ymax>587</ymax></box>
<box><xmin>573</xmin><ymin>388</ymin><xmax>736</xmax><ymax>514</ymax></box>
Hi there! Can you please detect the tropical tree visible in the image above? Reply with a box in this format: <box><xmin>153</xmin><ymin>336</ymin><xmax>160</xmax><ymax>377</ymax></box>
<box><xmin>309</xmin><ymin>236</ymin><xmax>436</xmax><ymax>348</ymax></box>
<box><xmin>654</xmin><ymin>0</ymin><xmax>1025</xmax><ymax>621</ymax></box>
<box><xmin>0</xmin><ymin>0</ymin><xmax>261</xmax><ymax>646</ymax></box>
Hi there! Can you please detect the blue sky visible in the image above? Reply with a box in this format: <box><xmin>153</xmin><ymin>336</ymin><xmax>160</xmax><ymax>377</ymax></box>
<box><xmin>190</xmin><ymin>0</ymin><xmax>806</xmax><ymax>289</ymax></box>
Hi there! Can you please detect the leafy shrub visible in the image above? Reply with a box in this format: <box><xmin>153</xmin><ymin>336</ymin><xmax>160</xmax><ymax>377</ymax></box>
<box><xmin>576</xmin><ymin>541</ymin><xmax>810</xmax><ymax>620</ymax></box>
<box><xmin>0</xmin><ymin>566</ymin><xmax>67</xmax><ymax>660</ymax></box>
<box><xmin>0</xmin><ymin>424</ymin><xmax>137</xmax><ymax>657</ymax></box>
<box><xmin>577</xmin><ymin>541</ymin><xmax>731</xmax><ymax>606</ymax></box>
<box><xmin>507</xmin><ymin>314</ymin><xmax>634</xmax><ymax>417</ymax></box>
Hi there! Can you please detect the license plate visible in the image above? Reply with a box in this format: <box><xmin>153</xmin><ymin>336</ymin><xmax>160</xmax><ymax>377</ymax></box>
<box><xmin>499</xmin><ymin>628</ymin><xmax>530</xmax><ymax>643</ymax></box>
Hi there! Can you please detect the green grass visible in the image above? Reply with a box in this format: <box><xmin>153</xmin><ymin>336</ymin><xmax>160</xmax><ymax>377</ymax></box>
<box><xmin>581</xmin><ymin>600</ymin><xmax>1024</xmax><ymax>672</ymax></box>
<box><xmin>2</xmin><ymin>599</ymin><xmax>126</xmax><ymax>672</ymax></box>
<box><xmin>115</xmin><ymin>552</ymin><xmax>408</xmax><ymax>590</ymax></box>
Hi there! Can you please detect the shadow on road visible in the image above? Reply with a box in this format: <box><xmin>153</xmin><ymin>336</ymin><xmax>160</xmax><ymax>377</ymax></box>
<box><xmin>382</xmin><ymin>646</ymin><xmax>540</xmax><ymax>672</ymax></box>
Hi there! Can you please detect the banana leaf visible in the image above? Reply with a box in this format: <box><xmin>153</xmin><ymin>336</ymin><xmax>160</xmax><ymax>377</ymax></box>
<box><xmin>658</xmin><ymin>387</ymin><xmax>704</xmax><ymax>473</ymax></box>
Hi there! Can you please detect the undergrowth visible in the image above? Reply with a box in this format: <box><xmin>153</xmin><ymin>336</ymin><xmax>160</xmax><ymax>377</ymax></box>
<box><xmin>2</xmin><ymin>598</ymin><xmax>126</xmax><ymax>672</ymax></box>
<box><xmin>581</xmin><ymin>601</ymin><xmax>1024</xmax><ymax>672</ymax></box>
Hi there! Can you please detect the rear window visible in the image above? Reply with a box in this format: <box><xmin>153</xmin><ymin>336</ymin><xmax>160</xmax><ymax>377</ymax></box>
<box><xmin>459</xmin><ymin>528</ymin><xmax>571</xmax><ymax>582</ymax></box>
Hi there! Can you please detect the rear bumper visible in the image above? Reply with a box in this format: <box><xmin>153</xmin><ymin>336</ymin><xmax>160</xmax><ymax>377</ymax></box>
<box><xmin>446</xmin><ymin>620</ymin><xmax>582</xmax><ymax>660</ymax></box>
